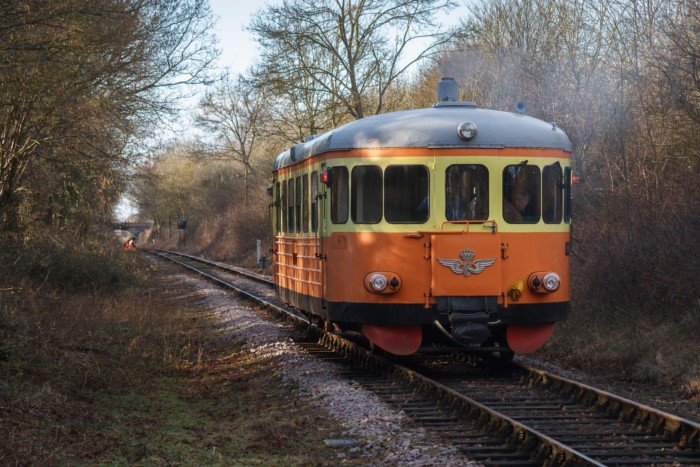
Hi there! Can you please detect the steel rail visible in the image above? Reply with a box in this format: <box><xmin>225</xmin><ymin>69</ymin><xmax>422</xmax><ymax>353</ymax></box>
<box><xmin>145</xmin><ymin>248</ymin><xmax>699</xmax><ymax>465</ymax></box>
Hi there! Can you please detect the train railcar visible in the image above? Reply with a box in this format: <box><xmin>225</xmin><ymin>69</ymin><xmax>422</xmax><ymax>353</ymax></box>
<box><xmin>270</xmin><ymin>78</ymin><xmax>572</xmax><ymax>357</ymax></box>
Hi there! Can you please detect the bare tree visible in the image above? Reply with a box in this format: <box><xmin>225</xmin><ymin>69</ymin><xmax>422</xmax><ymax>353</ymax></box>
<box><xmin>0</xmin><ymin>0</ymin><xmax>217</xmax><ymax>231</ymax></box>
<box><xmin>196</xmin><ymin>73</ymin><xmax>269</xmax><ymax>205</ymax></box>
<box><xmin>249</xmin><ymin>0</ymin><xmax>457</xmax><ymax>120</ymax></box>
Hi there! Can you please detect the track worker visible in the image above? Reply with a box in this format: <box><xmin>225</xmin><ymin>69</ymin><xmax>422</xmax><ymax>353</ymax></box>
<box><xmin>123</xmin><ymin>237</ymin><xmax>137</xmax><ymax>251</ymax></box>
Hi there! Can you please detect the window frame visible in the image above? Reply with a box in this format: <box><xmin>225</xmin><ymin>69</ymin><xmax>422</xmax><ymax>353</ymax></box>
<box><xmin>351</xmin><ymin>165</ymin><xmax>383</xmax><ymax>224</ymax></box>
<box><xmin>384</xmin><ymin>164</ymin><xmax>430</xmax><ymax>224</ymax></box>
<box><xmin>281</xmin><ymin>180</ymin><xmax>287</xmax><ymax>233</ymax></box>
<box><xmin>502</xmin><ymin>164</ymin><xmax>541</xmax><ymax>224</ymax></box>
<box><xmin>275</xmin><ymin>181</ymin><xmax>281</xmax><ymax>234</ymax></box>
<box><xmin>542</xmin><ymin>163</ymin><xmax>563</xmax><ymax>224</ymax></box>
<box><xmin>444</xmin><ymin>164</ymin><xmax>489</xmax><ymax>222</ymax></box>
<box><xmin>295</xmin><ymin>176</ymin><xmax>302</xmax><ymax>232</ymax></box>
<box><xmin>564</xmin><ymin>167</ymin><xmax>572</xmax><ymax>223</ymax></box>
<box><xmin>330</xmin><ymin>166</ymin><xmax>349</xmax><ymax>224</ymax></box>
<box><xmin>287</xmin><ymin>178</ymin><xmax>295</xmax><ymax>232</ymax></box>
<box><xmin>302</xmin><ymin>174</ymin><xmax>309</xmax><ymax>233</ymax></box>
<box><xmin>311</xmin><ymin>171</ymin><xmax>319</xmax><ymax>232</ymax></box>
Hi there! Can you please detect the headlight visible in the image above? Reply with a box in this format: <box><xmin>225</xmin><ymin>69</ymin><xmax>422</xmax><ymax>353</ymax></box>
<box><xmin>369</xmin><ymin>273</ymin><xmax>388</xmax><ymax>292</ymax></box>
<box><xmin>457</xmin><ymin>122</ymin><xmax>478</xmax><ymax>141</ymax></box>
<box><xmin>542</xmin><ymin>273</ymin><xmax>560</xmax><ymax>292</ymax></box>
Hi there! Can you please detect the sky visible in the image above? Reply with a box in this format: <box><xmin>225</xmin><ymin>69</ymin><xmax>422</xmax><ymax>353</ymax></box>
<box><xmin>115</xmin><ymin>0</ymin><xmax>464</xmax><ymax>221</ymax></box>
<box><xmin>208</xmin><ymin>0</ymin><xmax>271</xmax><ymax>75</ymax></box>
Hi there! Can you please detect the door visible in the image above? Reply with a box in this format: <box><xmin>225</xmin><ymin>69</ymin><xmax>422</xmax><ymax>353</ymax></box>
<box><xmin>431</xmin><ymin>163</ymin><xmax>500</xmax><ymax>297</ymax></box>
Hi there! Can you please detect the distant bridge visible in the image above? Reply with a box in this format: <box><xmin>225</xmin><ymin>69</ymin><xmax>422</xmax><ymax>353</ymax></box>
<box><xmin>112</xmin><ymin>222</ymin><xmax>153</xmax><ymax>236</ymax></box>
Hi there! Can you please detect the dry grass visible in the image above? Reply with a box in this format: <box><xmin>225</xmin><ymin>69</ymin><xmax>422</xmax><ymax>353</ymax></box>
<box><xmin>536</xmin><ymin>302</ymin><xmax>700</xmax><ymax>397</ymax></box>
<box><xmin>0</xmin><ymin>247</ymin><xmax>342</xmax><ymax>464</ymax></box>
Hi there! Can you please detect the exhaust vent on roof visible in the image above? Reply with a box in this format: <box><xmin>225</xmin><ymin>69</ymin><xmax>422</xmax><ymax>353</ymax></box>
<box><xmin>437</xmin><ymin>77</ymin><xmax>458</xmax><ymax>102</ymax></box>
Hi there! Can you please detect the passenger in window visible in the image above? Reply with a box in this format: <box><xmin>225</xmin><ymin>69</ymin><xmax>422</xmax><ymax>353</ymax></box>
<box><xmin>446</xmin><ymin>184</ymin><xmax>478</xmax><ymax>220</ymax></box>
<box><xmin>504</xmin><ymin>188</ymin><xmax>530</xmax><ymax>223</ymax></box>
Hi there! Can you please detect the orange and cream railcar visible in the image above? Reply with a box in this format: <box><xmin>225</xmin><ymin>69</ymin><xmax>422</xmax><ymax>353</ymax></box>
<box><xmin>271</xmin><ymin>78</ymin><xmax>573</xmax><ymax>357</ymax></box>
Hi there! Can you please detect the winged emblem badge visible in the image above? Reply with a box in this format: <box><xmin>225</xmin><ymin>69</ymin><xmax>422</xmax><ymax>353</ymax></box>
<box><xmin>437</xmin><ymin>249</ymin><xmax>496</xmax><ymax>276</ymax></box>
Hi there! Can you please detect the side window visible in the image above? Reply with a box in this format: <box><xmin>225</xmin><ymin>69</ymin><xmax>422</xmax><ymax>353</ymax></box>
<box><xmin>385</xmin><ymin>165</ymin><xmax>429</xmax><ymax>223</ymax></box>
<box><xmin>287</xmin><ymin>178</ymin><xmax>295</xmax><ymax>232</ymax></box>
<box><xmin>542</xmin><ymin>164</ymin><xmax>563</xmax><ymax>224</ymax></box>
<box><xmin>295</xmin><ymin>177</ymin><xmax>302</xmax><ymax>232</ymax></box>
<box><xmin>331</xmin><ymin>167</ymin><xmax>349</xmax><ymax>224</ymax></box>
<box><xmin>311</xmin><ymin>171</ymin><xmax>318</xmax><ymax>232</ymax></box>
<box><xmin>564</xmin><ymin>167</ymin><xmax>572</xmax><ymax>223</ymax></box>
<box><xmin>445</xmin><ymin>165</ymin><xmax>488</xmax><ymax>221</ymax></box>
<box><xmin>351</xmin><ymin>165</ymin><xmax>382</xmax><ymax>224</ymax></box>
<box><xmin>281</xmin><ymin>180</ymin><xmax>287</xmax><ymax>233</ymax></box>
<box><xmin>275</xmin><ymin>181</ymin><xmax>281</xmax><ymax>234</ymax></box>
<box><xmin>503</xmin><ymin>165</ymin><xmax>540</xmax><ymax>224</ymax></box>
<box><xmin>302</xmin><ymin>174</ymin><xmax>309</xmax><ymax>233</ymax></box>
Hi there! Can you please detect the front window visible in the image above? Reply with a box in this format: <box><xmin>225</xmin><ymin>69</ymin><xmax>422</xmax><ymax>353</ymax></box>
<box><xmin>445</xmin><ymin>165</ymin><xmax>489</xmax><ymax>221</ymax></box>
<box><xmin>385</xmin><ymin>165</ymin><xmax>429</xmax><ymax>223</ymax></box>
<box><xmin>330</xmin><ymin>167</ymin><xmax>349</xmax><ymax>224</ymax></box>
<box><xmin>351</xmin><ymin>165</ymin><xmax>382</xmax><ymax>224</ymax></box>
<box><xmin>543</xmin><ymin>164</ymin><xmax>563</xmax><ymax>224</ymax></box>
<box><xmin>503</xmin><ymin>164</ymin><xmax>540</xmax><ymax>224</ymax></box>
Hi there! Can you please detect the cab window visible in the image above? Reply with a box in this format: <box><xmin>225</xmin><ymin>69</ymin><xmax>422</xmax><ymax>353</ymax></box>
<box><xmin>445</xmin><ymin>165</ymin><xmax>488</xmax><ymax>221</ymax></box>
<box><xmin>385</xmin><ymin>165</ymin><xmax>429</xmax><ymax>223</ymax></box>
<box><xmin>330</xmin><ymin>167</ymin><xmax>348</xmax><ymax>224</ymax></box>
<box><xmin>503</xmin><ymin>165</ymin><xmax>540</xmax><ymax>224</ymax></box>
<box><xmin>351</xmin><ymin>165</ymin><xmax>382</xmax><ymax>224</ymax></box>
<box><xmin>564</xmin><ymin>167</ymin><xmax>572</xmax><ymax>223</ymax></box>
<box><xmin>542</xmin><ymin>164</ymin><xmax>563</xmax><ymax>224</ymax></box>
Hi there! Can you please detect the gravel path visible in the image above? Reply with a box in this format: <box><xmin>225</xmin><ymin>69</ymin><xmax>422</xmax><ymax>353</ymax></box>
<box><xmin>154</xmin><ymin>259</ymin><xmax>477</xmax><ymax>465</ymax></box>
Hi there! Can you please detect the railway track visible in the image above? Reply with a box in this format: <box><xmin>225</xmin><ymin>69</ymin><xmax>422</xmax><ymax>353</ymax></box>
<box><xmin>146</xmin><ymin>248</ymin><xmax>699</xmax><ymax>466</ymax></box>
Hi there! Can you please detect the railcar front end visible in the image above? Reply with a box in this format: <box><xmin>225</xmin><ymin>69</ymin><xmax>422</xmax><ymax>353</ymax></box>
<box><xmin>271</xmin><ymin>81</ymin><xmax>572</xmax><ymax>357</ymax></box>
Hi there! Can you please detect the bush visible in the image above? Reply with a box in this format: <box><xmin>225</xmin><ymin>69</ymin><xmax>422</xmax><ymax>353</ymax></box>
<box><xmin>0</xmin><ymin>232</ymin><xmax>142</xmax><ymax>292</ymax></box>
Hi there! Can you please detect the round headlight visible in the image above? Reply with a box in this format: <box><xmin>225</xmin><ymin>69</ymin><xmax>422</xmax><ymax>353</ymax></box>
<box><xmin>542</xmin><ymin>273</ymin><xmax>560</xmax><ymax>292</ymax></box>
<box><xmin>369</xmin><ymin>273</ymin><xmax>388</xmax><ymax>292</ymax></box>
<box><xmin>457</xmin><ymin>122</ymin><xmax>478</xmax><ymax>141</ymax></box>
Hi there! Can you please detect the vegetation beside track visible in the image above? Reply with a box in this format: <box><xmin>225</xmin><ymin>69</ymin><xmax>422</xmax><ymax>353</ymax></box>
<box><xmin>0</xmin><ymin>239</ymin><xmax>342</xmax><ymax>464</ymax></box>
<box><xmin>537</xmin><ymin>303</ymin><xmax>700</xmax><ymax>401</ymax></box>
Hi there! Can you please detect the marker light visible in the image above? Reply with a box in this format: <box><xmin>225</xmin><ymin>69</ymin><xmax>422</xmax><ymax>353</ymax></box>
<box><xmin>369</xmin><ymin>273</ymin><xmax>388</xmax><ymax>292</ymax></box>
<box><xmin>457</xmin><ymin>122</ymin><xmax>478</xmax><ymax>141</ymax></box>
<box><xmin>320</xmin><ymin>169</ymin><xmax>332</xmax><ymax>186</ymax></box>
<box><xmin>542</xmin><ymin>273</ymin><xmax>561</xmax><ymax>292</ymax></box>
<box><xmin>572</xmin><ymin>173</ymin><xmax>581</xmax><ymax>184</ymax></box>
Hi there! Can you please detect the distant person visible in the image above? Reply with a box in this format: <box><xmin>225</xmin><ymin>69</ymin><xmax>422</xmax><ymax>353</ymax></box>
<box><xmin>124</xmin><ymin>237</ymin><xmax>137</xmax><ymax>251</ymax></box>
<box><xmin>503</xmin><ymin>188</ymin><xmax>530</xmax><ymax>223</ymax></box>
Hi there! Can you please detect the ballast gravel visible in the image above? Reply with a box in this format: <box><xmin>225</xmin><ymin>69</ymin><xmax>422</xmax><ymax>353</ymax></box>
<box><xmin>159</xmin><ymin>265</ymin><xmax>477</xmax><ymax>466</ymax></box>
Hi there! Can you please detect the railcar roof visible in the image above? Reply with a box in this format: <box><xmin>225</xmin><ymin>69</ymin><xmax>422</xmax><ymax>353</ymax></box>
<box><xmin>273</xmin><ymin>104</ymin><xmax>572</xmax><ymax>171</ymax></box>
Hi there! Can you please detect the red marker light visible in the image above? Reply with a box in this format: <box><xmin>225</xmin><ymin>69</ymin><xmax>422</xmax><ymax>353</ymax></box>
<box><xmin>572</xmin><ymin>173</ymin><xmax>580</xmax><ymax>184</ymax></box>
<box><xmin>320</xmin><ymin>169</ymin><xmax>332</xmax><ymax>186</ymax></box>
